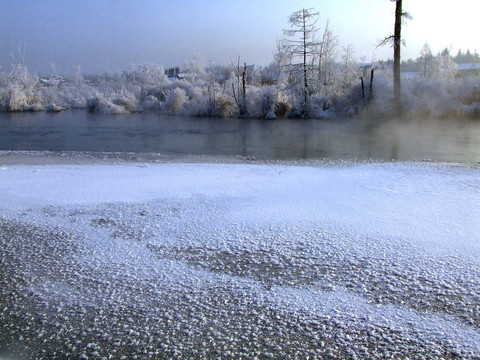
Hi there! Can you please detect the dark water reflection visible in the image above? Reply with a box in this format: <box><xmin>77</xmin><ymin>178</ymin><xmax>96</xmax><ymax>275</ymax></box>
<box><xmin>1</xmin><ymin>111</ymin><xmax>479</xmax><ymax>163</ymax></box>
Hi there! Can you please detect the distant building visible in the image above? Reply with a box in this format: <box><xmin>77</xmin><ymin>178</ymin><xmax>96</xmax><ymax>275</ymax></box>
<box><xmin>456</xmin><ymin>63</ymin><xmax>480</xmax><ymax>77</ymax></box>
<box><xmin>165</xmin><ymin>67</ymin><xmax>181</xmax><ymax>79</ymax></box>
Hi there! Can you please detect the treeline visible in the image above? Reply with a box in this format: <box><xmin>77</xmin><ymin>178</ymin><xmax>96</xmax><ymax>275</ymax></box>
<box><xmin>401</xmin><ymin>47</ymin><xmax>480</xmax><ymax>72</ymax></box>
<box><xmin>1</xmin><ymin>10</ymin><xmax>480</xmax><ymax>119</ymax></box>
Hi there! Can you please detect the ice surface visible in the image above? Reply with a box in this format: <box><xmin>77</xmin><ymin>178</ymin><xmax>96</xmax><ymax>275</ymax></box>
<box><xmin>1</xmin><ymin>160</ymin><xmax>479</xmax><ymax>358</ymax></box>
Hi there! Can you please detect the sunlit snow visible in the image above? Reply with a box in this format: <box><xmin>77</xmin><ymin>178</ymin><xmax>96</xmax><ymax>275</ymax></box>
<box><xmin>1</xmin><ymin>160</ymin><xmax>479</xmax><ymax>358</ymax></box>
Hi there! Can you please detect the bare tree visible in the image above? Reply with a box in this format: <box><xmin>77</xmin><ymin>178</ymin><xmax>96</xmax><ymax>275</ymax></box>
<box><xmin>341</xmin><ymin>45</ymin><xmax>358</xmax><ymax>86</ymax></box>
<box><xmin>274</xmin><ymin>39</ymin><xmax>294</xmax><ymax>85</ymax></box>
<box><xmin>393</xmin><ymin>0</ymin><xmax>402</xmax><ymax>103</ymax></box>
<box><xmin>231</xmin><ymin>57</ymin><xmax>247</xmax><ymax>116</ymax></box>
<box><xmin>283</xmin><ymin>8</ymin><xmax>319</xmax><ymax>114</ymax></box>
<box><xmin>316</xmin><ymin>20</ymin><xmax>338</xmax><ymax>91</ymax></box>
<box><xmin>379</xmin><ymin>0</ymin><xmax>411</xmax><ymax>114</ymax></box>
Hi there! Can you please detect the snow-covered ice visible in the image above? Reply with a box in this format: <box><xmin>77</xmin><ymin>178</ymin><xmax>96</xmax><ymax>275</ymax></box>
<box><xmin>1</xmin><ymin>159</ymin><xmax>479</xmax><ymax>359</ymax></box>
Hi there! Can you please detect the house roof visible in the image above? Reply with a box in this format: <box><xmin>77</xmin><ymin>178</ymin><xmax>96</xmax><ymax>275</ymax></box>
<box><xmin>457</xmin><ymin>63</ymin><xmax>480</xmax><ymax>71</ymax></box>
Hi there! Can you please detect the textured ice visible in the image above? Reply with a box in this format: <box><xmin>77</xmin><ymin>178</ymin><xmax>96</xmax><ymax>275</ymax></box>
<box><xmin>1</xmin><ymin>161</ymin><xmax>479</xmax><ymax>358</ymax></box>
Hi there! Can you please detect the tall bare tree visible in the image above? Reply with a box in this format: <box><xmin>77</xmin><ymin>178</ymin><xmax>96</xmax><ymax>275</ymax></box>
<box><xmin>393</xmin><ymin>0</ymin><xmax>402</xmax><ymax>103</ymax></box>
<box><xmin>379</xmin><ymin>0</ymin><xmax>410</xmax><ymax>114</ymax></box>
<box><xmin>283</xmin><ymin>8</ymin><xmax>319</xmax><ymax>114</ymax></box>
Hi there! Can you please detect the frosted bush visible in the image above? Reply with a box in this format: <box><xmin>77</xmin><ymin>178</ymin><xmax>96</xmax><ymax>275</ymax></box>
<box><xmin>142</xmin><ymin>95</ymin><xmax>160</xmax><ymax>110</ymax></box>
<box><xmin>458</xmin><ymin>102</ymin><xmax>480</xmax><ymax>118</ymax></box>
<box><xmin>246</xmin><ymin>86</ymin><xmax>290</xmax><ymax>119</ymax></box>
<box><xmin>262</xmin><ymin>86</ymin><xmax>278</xmax><ymax>119</ymax></box>
<box><xmin>403</xmin><ymin>80</ymin><xmax>454</xmax><ymax>117</ymax></box>
<box><xmin>45</xmin><ymin>104</ymin><xmax>66</xmax><ymax>112</ymax></box>
<box><xmin>70</xmin><ymin>98</ymin><xmax>88</xmax><ymax>109</ymax></box>
<box><xmin>428</xmin><ymin>55</ymin><xmax>458</xmax><ymax>82</ymax></box>
<box><xmin>164</xmin><ymin>88</ymin><xmax>188</xmax><ymax>113</ymax></box>
<box><xmin>212</xmin><ymin>92</ymin><xmax>237</xmax><ymax>117</ymax></box>
<box><xmin>163</xmin><ymin>80</ymin><xmax>199</xmax><ymax>99</ymax></box>
<box><xmin>181</xmin><ymin>95</ymin><xmax>210</xmax><ymax>117</ymax></box>
<box><xmin>87</xmin><ymin>96</ymin><xmax>128</xmax><ymax>114</ymax></box>
<box><xmin>0</xmin><ymin>64</ymin><xmax>40</xmax><ymax>111</ymax></box>
<box><xmin>113</xmin><ymin>95</ymin><xmax>141</xmax><ymax>112</ymax></box>
<box><xmin>245</xmin><ymin>87</ymin><xmax>262</xmax><ymax>118</ymax></box>
<box><xmin>309</xmin><ymin>94</ymin><xmax>336</xmax><ymax>118</ymax></box>
<box><xmin>7</xmin><ymin>87</ymin><xmax>28</xmax><ymax>111</ymax></box>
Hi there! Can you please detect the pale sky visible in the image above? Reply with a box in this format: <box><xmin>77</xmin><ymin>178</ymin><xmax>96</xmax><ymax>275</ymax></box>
<box><xmin>1</xmin><ymin>0</ymin><xmax>479</xmax><ymax>75</ymax></box>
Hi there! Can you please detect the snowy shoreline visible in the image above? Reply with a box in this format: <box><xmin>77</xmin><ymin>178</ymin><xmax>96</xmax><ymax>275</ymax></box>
<box><xmin>1</xmin><ymin>158</ymin><xmax>480</xmax><ymax>358</ymax></box>
<box><xmin>1</xmin><ymin>150</ymin><xmax>479</xmax><ymax>167</ymax></box>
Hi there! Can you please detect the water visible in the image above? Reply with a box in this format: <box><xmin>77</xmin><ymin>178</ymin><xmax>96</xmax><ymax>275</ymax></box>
<box><xmin>1</xmin><ymin>110</ymin><xmax>479</xmax><ymax>163</ymax></box>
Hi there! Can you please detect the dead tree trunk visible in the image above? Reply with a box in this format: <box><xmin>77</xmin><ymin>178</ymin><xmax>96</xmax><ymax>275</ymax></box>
<box><xmin>303</xmin><ymin>9</ymin><xmax>308</xmax><ymax>109</ymax></box>
<box><xmin>393</xmin><ymin>0</ymin><xmax>402</xmax><ymax>113</ymax></box>
<box><xmin>368</xmin><ymin>68</ymin><xmax>374</xmax><ymax>105</ymax></box>
<box><xmin>361</xmin><ymin>77</ymin><xmax>366</xmax><ymax>107</ymax></box>
<box><xmin>242</xmin><ymin>62</ymin><xmax>247</xmax><ymax>113</ymax></box>
<box><xmin>231</xmin><ymin>58</ymin><xmax>248</xmax><ymax>116</ymax></box>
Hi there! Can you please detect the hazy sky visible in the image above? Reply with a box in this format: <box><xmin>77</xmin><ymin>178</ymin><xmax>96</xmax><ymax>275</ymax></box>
<box><xmin>1</xmin><ymin>0</ymin><xmax>479</xmax><ymax>75</ymax></box>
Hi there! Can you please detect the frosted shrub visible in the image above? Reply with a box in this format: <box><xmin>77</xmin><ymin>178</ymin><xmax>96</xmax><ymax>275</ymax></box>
<box><xmin>87</xmin><ymin>95</ymin><xmax>128</xmax><ymax>114</ymax></box>
<box><xmin>36</xmin><ymin>86</ymin><xmax>59</xmax><ymax>109</ymax></box>
<box><xmin>7</xmin><ymin>87</ymin><xmax>28</xmax><ymax>111</ymax></box>
<box><xmin>181</xmin><ymin>95</ymin><xmax>210</xmax><ymax>117</ymax></box>
<box><xmin>402</xmin><ymin>80</ymin><xmax>454</xmax><ymax>118</ymax></box>
<box><xmin>428</xmin><ymin>55</ymin><xmax>457</xmax><ymax>82</ymax></box>
<box><xmin>245</xmin><ymin>86</ymin><xmax>264</xmax><ymax>118</ymax></box>
<box><xmin>451</xmin><ymin>77</ymin><xmax>480</xmax><ymax>105</ymax></box>
<box><xmin>113</xmin><ymin>96</ymin><xmax>141</xmax><ymax>112</ymax></box>
<box><xmin>163</xmin><ymin>80</ymin><xmax>199</xmax><ymax>99</ymax></box>
<box><xmin>112</xmin><ymin>89</ymin><xmax>141</xmax><ymax>112</ymax></box>
<box><xmin>458</xmin><ymin>102</ymin><xmax>480</xmax><ymax>118</ymax></box>
<box><xmin>309</xmin><ymin>94</ymin><xmax>336</xmax><ymax>118</ymax></box>
<box><xmin>70</xmin><ymin>98</ymin><xmax>88</xmax><ymax>109</ymax></box>
<box><xmin>245</xmin><ymin>86</ymin><xmax>292</xmax><ymax>119</ymax></box>
<box><xmin>0</xmin><ymin>64</ymin><xmax>40</xmax><ymax>111</ymax></box>
<box><xmin>212</xmin><ymin>92</ymin><xmax>237</xmax><ymax>117</ymax></box>
<box><xmin>262</xmin><ymin>86</ymin><xmax>278</xmax><ymax>119</ymax></box>
<box><xmin>164</xmin><ymin>88</ymin><xmax>188</xmax><ymax>113</ymax></box>
<box><xmin>142</xmin><ymin>95</ymin><xmax>160</xmax><ymax>110</ymax></box>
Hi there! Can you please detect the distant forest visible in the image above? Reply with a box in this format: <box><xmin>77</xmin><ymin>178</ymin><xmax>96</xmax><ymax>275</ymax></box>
<box><xmin>398</xmin><ymin>48</ymin><xmax>480</xmax><ymax>72</ymax></box>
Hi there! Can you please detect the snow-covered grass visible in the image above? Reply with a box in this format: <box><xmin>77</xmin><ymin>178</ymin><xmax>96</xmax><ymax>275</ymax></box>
<box><xmin>1</xmin><ymin>160</ymin><xmax>480</xmax><ymax>358</ymax></box>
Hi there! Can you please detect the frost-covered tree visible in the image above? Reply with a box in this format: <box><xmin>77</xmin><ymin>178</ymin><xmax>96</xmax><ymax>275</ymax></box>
<box><xmin>282</xmin><ymin>8</ymin><xmax>319</xmax><ymax>114</ymax></box>
<box><xmin>273</xmin><ymin>39</ymin><xmax>295</xmax><ymax>86</ymax></box>
<box><xmin>184</xmin><ymin>54</ymin><xmax>206</xmax><ymax>84</ymax></box>
<box><xmin>316</xmin><ymin>20</ymin><xmax>338</xmax><ymax>91</ymax></box>
<box><xmin>429</xmin><ymin>54</ymin><xmax>458</xmax><ymax>81</ymax></box>
<box><xmin>419</xmin><ymin>43</ymin><xmax>433</xmax><ymax>79</ymax></box>
<box><xmin>340</xmin><ymin>45</ymin><xmax>359</xmax><ymax>89</ymax></box>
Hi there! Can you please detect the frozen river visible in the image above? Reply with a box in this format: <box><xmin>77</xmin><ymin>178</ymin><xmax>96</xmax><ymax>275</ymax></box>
<box><xmin>1</xmin><ymin>158</ymin><xmax>480</xmax><ymax>359</ymax></box>
<box><xmin>1</xmin><ymin>111</ymin><xmax>480</xmax><ymax>163</ymax></box>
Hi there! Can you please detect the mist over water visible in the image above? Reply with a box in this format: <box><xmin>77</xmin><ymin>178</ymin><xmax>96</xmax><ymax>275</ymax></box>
<box><xmin>1</xmin><ymin>111</ymin><xmax>479</xmax><ymax>163</ymax></box>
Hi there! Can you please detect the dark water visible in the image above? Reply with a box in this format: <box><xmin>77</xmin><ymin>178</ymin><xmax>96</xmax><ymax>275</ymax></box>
<box><xmin>1</xmin><ymin>110</ymin><xmax>479</xmax><ymax>163</ymax></box>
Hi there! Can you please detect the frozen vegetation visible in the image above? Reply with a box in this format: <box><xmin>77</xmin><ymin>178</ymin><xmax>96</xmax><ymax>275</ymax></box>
<box><xmin>1</xmin><ymin>51</ymin><xmax>480</xmax><ymax>119</ymax></box>
<box><xmin>1</xmin><ymin>158</ymin><xmax>480</xmax><ymax>358</ymax></box>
